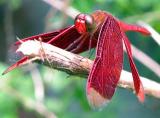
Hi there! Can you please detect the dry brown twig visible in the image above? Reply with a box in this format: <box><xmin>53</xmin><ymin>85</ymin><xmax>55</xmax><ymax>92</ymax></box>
<box><xmin>17</xmin><ymin>40</ymin><xmax>160</xmax><ymax>99</ymax></box>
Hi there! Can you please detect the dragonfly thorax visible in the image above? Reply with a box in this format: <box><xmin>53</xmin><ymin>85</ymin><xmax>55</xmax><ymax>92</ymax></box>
<box><xmin>74</xmin><ymin>13</ymin><xmax>95</xmax><ymax>34</ymax></box>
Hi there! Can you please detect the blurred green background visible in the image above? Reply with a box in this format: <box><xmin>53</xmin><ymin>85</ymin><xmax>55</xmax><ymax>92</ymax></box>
<box><xmin>0</xmin><ymin>0</ymin><xmax>160</xmax><ymax>118</ymax></box>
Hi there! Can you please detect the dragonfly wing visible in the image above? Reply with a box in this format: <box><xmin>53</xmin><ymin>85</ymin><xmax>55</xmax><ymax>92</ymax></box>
<box><xmin>2</xmin><ymin>56</ymin><xmax>29</xmax><ymax>75</ymax></box>
<box><xmin>15</xmin><ymin>27</ymin><xmax>69</xmax><ymax>45</ymax></box>
<box><xmin>15</xmin><ymin>26</ymin><xmax>82</xmax><ymax>50</ymax></box>
<box><xmin>15</xmin><ymin>26</ymin><xmax>96</xmax><ymax>54</ymax></box>
<box><xmin>87</xmin><ymin>15</ymin><xmax>123</xmax><ymax>109</ymax></box>
<box><xmin>118</xmin><ymin>21</ymin><xmax>150</xmax><ymax>35</ymax></box>
<box><xmin>122</xmin><ymin>34</ymin><xmax>145</xmax><ymax>102</ymax></box>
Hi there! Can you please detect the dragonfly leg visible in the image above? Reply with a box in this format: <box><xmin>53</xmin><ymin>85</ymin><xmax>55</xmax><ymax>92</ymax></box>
<box><xmin>70</xmin><ymin>35</ymin><xmax>89</xmax><ymax>53</ymax></box>
<box><xmin>65</xmin><ymin>34</ymin><xmax>85</xmax><ymax>51</ymax></box>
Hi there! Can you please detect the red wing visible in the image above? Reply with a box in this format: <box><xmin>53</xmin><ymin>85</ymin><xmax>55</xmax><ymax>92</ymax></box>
<box><xmin>119</xmin><ymin>19</ymin><xmax>146</xmax><ymax>102</ymax></box>
<box><xmin>15</xmin><ymin>26</ymin><xmax>82</xmax><ymax>50</ymax></box>
<box><xmin>87</xmin><ymin>16</ymin><xmax>123</xmax><ymax>108</ymax></box>
<box><xmin>2</xmin><ymin>56</ymin><xmax>29</xmax><ymax>75</ymax></box>
<box><xmin>122</xmin><ymin>33</ymin><xmax>145</xmax><ymax>102</ymax></box>
<box><xmin>118</xmin><ymin>21</ymin><xmax>150</xmax><ymax>35</ymax></box>
<box><xmin>14</xmin><ymin>28</ymin><xmax>66</xmax><ymax>45</ymax></box>
<box><xmin>15</xmin><ymin>25</ymin><xmax>97</xmax><ymax>54</ymax></box>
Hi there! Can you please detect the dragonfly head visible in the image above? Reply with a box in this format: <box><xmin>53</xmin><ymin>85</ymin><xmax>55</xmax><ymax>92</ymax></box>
<box><xmin>74</xmin><ymin>13</ymin><xmax>95</xmax><ymax>34</ymax></box>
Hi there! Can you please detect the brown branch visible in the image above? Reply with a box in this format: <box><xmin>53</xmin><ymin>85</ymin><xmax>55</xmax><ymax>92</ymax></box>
<box><xmin>17</xmin><ymin>40</ymin><xmax>160</xmax><ymax>99</ymax></box>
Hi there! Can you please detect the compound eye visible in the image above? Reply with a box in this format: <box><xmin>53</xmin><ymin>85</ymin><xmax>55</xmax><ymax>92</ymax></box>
<box><xmin>85</xmin><ymin>15</ymin><xmax>94</xmax><ymax>31</ymax></box>
<box><xmin>74</xmin><ymin>14</ymin><xmax>86</xmax><ymax>34</ymax></box>
<box><xmin>74</xmin><ymin>14</ymin><xmax>95</xmax><ymax>34</ymax></box>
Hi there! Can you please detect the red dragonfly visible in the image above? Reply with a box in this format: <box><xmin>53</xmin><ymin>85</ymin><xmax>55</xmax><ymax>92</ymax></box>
<box><xmin>3</xmin><ymin>10</ymin><xmax>150</xmax><ymax>109</ymax></box>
